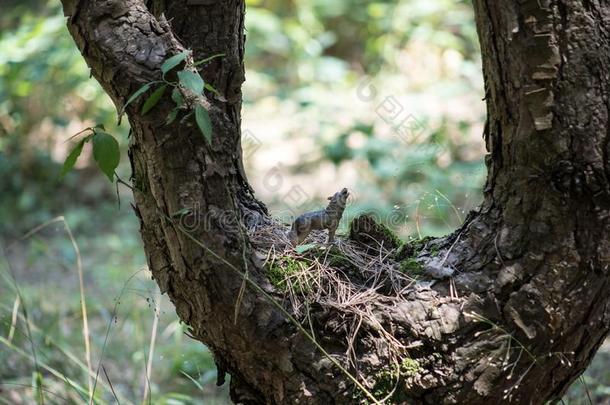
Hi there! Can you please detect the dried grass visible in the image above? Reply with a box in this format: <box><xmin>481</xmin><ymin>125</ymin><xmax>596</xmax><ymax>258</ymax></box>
<box><xmin>248</xmin><ymin>219</ymin><xmax>419</xmax><ymax>371</ymax></box>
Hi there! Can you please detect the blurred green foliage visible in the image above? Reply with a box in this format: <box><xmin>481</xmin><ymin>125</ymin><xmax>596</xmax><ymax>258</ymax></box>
<box><xmin>242</xmin><ymin>0</ymin><xmax>486</xmax><ymax>237</ymax></box>
<box><xmin>0</xmin><ymin>2</ymin><xmax>127</xmax><ymax>237</ymax></box>
<box><xmin>244</xmin><ymin>0</ymin><xmax>479</xmax><ymax>84</ymax></box>
<box><xmin>0</xmin><ymin>0</ymin><xmax>606</xmax><ymax>403</ymax></box>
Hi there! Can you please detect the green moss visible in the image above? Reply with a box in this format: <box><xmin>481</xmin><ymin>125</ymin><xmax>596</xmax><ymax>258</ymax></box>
<box><xmin>378</xmin><ymin>223</ymin><xmax>403</xmax><ymax>249</ymax></box>
<box><xmin>355</xmin><ymin>358</ymin><xmax>422</xmax><ymax>403</ymax></box>
<box><xmin>394</xmin><ymin>236</ymin><xmax>435</xmax><ymax>261</ymax></box>
<box><xmin>328</xmin><ymin>253</ymin><xmax>352</xmax><ymax>268</ymax></box>
<box><xmin>266</xmin><ymin>257</ymin><xmax>312</xmax><ymax>294</ymax></box>
<box><xmin>325</xmin><ymin>246</ymin><xmax>354</xmax><ymax>269</ymax></box>
<box><xmin>300</xmin><ymin>245</ymin><xmax>356</xmax><ymax>271</ymax></box>
<box><xmin>370</xmin><ymin>369</ymin><xmax>395</xmax><ymax>401</ymax></box>
<box><xmin>399</xmin><ymin>358</ymin><xmax>421</xmax><ymax>377</ymax></box>
<box><xmin>399</xmin><ymin>258</ymin><xmax>425</xmax><ymax>276</ymax></box>
<box><xmin>349</xmin><ymin>214</ymin><xmax>403</xmax><ymax>249</ymax></box>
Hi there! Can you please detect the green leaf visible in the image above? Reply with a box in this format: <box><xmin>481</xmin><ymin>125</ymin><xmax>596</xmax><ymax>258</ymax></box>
<box><xmin>178</xmin><ymin>70</ymin><xmax>204</xmax><ymax>94</ymax></box>
<box><xmin>165</xmin><ymin>108</ymin><xmax>179</xmax><ymax>125</ymax></box>
<box><xmin>119</xmin><ymin>83</ymin><xmax>152</xmax><ymax>123</ymax></box>
<box><xmin>142</xmin><ymin>84</ymin><xmax>167</xmax><ymax>115</ymax></box>
<box><xmin>65</xmin><ymin>127</ymin><xmax>94</xmax><ymax>143</ymax></box>
<box><xmin>60</xmin><ymin>139</ymin><xmax>86</xmax><ymax>177</ymax></box>
<box><xmin>195</xmin><ymin>105</ymin><xmax>212</xmax><ymax>144</ymax></box>
<box><xmin>193</xmin><ymin>53</ymin><xmax>225</xmax><ymax>67</ymax></box>
<box><xmin>122</xmin><ymin>83</ymin><xmax>151</xmax><ymax>111</ymax></box>
<box><xmin>204</xmin><ymin>83</ymin><xmax>220</xmax><ymax>96</ymax></box>
<box><xmin>171</xmin><ymin>88</ymin><xmax>183</xmax><ymax>107</ymax></box>
<box><xmin>296</xmin><ymin>243</ymin><xmax>317</xmax><ymax>254</ymax></box>
<box><xmin>161</xmin><ymin>50</ymin><xmax>189</xmax><ymax>75</ymax></box>
<box><xmin>92</xmin><ymin>132</ymin><xmax>120</xmax><ymax>182</ymax></box>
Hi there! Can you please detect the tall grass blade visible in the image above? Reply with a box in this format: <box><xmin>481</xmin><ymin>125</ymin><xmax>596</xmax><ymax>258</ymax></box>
<box><xmin>62</xmin><ymin>219</ymin><xmax>94</xmax><ymax>402</ymax></box>
<box><xmin>8</xmin><ymin>293</ymin><xmax>20</xmax><ymax>342</ymax></box>
<box><xmin>141</xmin><ymin>289</ymin><xmax>161</xmax><ymax>405</ymax></box>
<box><xmin>102</xmin><ymin>364</ymin><xmax>121</xmax><ymax>405</ymax></box>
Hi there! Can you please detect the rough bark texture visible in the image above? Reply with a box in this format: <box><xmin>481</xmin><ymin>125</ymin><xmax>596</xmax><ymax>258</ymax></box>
<box><xmin>60</xmin><ymin>0</ymin><xmax>610</xmax><ymax>403</ymax></box>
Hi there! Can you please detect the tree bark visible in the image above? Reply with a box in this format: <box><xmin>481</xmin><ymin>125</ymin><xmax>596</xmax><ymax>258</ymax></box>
<box><xmin>60</xmin><ymin>0</ymin><xmax>610</xmax><ymax>403</ymax></box>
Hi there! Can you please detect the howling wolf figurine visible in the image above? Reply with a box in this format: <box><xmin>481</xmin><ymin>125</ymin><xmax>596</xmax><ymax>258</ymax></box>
<box><xmin>288</xmin><ymin>188</ymin><xmax>349</xmax><ymax>246</ymax></box>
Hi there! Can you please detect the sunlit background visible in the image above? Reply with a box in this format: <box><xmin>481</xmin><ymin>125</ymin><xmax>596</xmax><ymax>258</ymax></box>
<box><xmin>0</xmin><ymin>0</ymin><xmax>607</xmax><ymax>403</ymax></box>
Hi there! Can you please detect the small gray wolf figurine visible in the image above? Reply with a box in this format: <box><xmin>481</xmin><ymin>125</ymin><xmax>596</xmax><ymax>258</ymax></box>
<box><xmin>288</xmin><ymin>188</ymin><xmax>349</xmax><ymax>245</ymax></box>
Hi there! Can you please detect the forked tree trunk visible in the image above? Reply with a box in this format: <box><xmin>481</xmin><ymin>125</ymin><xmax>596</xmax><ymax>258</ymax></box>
<box><xmin>61</xmin><ymin>0</ymin><xmax>610</xmax><ymax>403</ymax></box>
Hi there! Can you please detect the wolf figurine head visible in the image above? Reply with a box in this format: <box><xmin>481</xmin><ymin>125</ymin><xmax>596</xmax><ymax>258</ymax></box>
<box><xmin>327</xmin><ymin>188</ymin><xmax>349</xmax><ymax>207</ymax></box>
